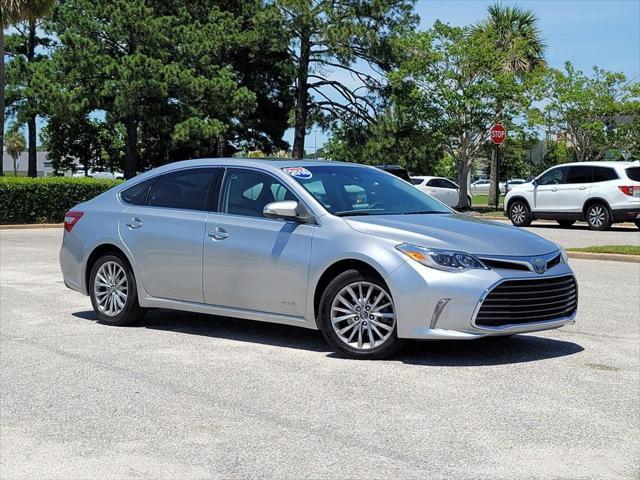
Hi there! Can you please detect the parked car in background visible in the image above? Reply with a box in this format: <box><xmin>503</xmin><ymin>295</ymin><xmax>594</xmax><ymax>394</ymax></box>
<box><xmin>411</xmin><ymin>176</ymin><xmax>472</xmax><ymax>208</ymax></box>
<box><xmin>60</xmin><ymin>159</ymin><xmax>577</xmax><ymax>360</ymax></box>
<box><xmin>505</xmin><ymin>161</ymin><xmax>640</xmax><ymax>230</ymax></box>
<box><xmin>73</xmin><ymin>168</ymin><xmax>124</xmax><ymax>180</ymax></box>
<box><xmin>374</xmin><ymin>164</ymin><xmax>412</xmax><ymax>182</ymax></box>
<box><xmin>505</xmin><ymin>178</ymin><xmax>526</xmax><ymax>192</ymax></box>
<box><xmin>470</xmin><ymin>178</ymin><xmax>506</xmax><ymax>195</ymax></box>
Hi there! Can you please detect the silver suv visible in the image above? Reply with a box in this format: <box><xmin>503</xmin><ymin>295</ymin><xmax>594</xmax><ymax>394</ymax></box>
<box><xmin>60</xmin><ymin>159</ymin><xmax>577</xmax><ymax>359</ymax></box>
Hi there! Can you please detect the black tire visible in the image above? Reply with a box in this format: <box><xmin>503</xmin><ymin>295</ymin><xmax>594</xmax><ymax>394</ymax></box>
<box><xmin>509</xmin><ymin>200</ymin><xmax>532</xmax><ymax>227</ymax></box>
<box><xmin>585</xmin><ymin>203</ymin><xmax>612</xmax><ymax>231</ymax></box>
<box><xmin>318</xmin><ymin>269</ymin><xmax>405</xmax><ymax>360</ymax></box>
<box><xmin>557</xmin><ymin>220</ymin><xmax>575</xmax><ymax>228</ymax></box>
<box><xmin>89</xmin><ymin>254</ymin><xmax>146</xmax><ymax>326</ymax></box>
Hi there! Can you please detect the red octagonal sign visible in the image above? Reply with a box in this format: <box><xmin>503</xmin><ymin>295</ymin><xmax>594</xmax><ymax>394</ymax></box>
<box><xmin>490</xmin><ymin>124</ymin><xmax>506</xmax><ymax>145</ymax></box>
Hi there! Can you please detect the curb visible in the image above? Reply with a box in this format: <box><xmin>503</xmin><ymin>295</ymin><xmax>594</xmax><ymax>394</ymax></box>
<box><xmin>567</xmin><ymin>251</ymin><xmax>640</xmax><ymax>263</ymax></box>
<box><xmin>478</xmin><ymin>216</ymin><xmax>637</xmax><ymax>228</ymax></box>
<box><xmin>0</xmin><ymin>223</ymin><xmax>63</xmax><ymax>230</ymax></box>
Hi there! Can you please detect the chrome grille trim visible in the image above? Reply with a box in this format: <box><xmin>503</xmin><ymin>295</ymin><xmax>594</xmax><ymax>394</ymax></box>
<box><xmin>477</xmin><ymin>250</ymin><xmax>563</xmax><ymax>273</ymax></box>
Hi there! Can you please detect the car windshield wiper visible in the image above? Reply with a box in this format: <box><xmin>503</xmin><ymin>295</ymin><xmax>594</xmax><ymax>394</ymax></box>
<box><xmin>333</xmin><ymin>210</ymin><xmax>377</xmax><ymax>217</ymax></box>
<box><xmin>400</xmin><ymin>210</ymin><xmax>440</xmax><ymax>215</ymax></box>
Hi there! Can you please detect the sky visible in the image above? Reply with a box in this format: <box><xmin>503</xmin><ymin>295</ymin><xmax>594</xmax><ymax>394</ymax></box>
<box><xmin>290</xmin><ymin>0</ymin><xmax>640</xmax><ymax>152</ymax></box>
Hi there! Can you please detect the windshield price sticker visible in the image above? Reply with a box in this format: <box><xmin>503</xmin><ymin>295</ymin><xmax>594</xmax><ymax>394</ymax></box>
<box><xmin>282</xmin><ymin>167</ymin><xmax>313</xmax><ymax>179</ymax></box>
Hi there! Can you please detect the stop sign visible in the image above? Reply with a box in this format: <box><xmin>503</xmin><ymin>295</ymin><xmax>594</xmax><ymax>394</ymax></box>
<box><xmin>490</xmin><ymin>124</ymin><xmax>506</xmax><ymax>145</ymax></box>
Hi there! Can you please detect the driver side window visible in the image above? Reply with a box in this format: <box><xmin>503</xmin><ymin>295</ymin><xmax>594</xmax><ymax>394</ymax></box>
<box><xmin>538</xmin><ymin>167</ymin><xmax>567</xmax><ymax>185</ymax></box>
<box><xmin>221</xmin><ymin>169</ymin><xmax>296</xmax><ymax>218</ymax></box>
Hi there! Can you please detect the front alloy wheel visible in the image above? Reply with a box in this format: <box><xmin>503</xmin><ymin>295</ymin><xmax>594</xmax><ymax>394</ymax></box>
<box><xmin>509</xmin><ymin>201</ymin><xmax>531</xmax><ymax>227</ymax></box>
<box><xmin>331</xmin><ymin>281</ymin><xmax>395</xmax><ymax>350</ymax></box>
<box><xmin>319</xmin><ymin>270</ymin><xmax>404</xmax><ymax>359</ymax></box>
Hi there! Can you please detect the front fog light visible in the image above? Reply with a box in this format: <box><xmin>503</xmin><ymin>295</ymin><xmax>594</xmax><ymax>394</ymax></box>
<box><xmin>396</xmin><ymin>244</ymin><xmax>488</xmax><ymax>272</ymax></box>
<box><xmin>558</xmin><ymin>244</ymin><xmax>569</xmax><ymax>263</ymax></box>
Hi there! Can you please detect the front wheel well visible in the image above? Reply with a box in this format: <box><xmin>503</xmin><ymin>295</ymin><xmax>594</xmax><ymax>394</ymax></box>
<box><xmin>506</xmin><ymin>196</ymin><xmax>530</xmax><ymax>213</ymax></box>
<box><xmin>85</xmin><ymin>244</ymin><xmax>132</xmax><ymax>291</ymax></box>
<box><xmin>313</xmin><ymin>259</ymin><xmax>387</xmax><ymax>321</ymax></box>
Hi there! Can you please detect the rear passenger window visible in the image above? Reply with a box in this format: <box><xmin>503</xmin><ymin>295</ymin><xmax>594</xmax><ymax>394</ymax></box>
<box><xmin>592</xmin><ymin>167</ymin><xmax>618</xmax><ymax>182</ymax></box>
<box><xmin>147</xmin><ymin>168</ymin><xmax>217</xmax><ymax>211</ymax></box>
<box><xmin>565</xmin><ymin>166</ymin><xmax>593</xmax><ymax>184</ymax></box>
<box><xmin>121</xmin><ymin>178</ymin><xmax>154</xmax><ymax>205</ymax></box>
<box><xmin>626</xmin><ymin>167</ymin><xmax>640</xmax><ymax>182</ymax></box>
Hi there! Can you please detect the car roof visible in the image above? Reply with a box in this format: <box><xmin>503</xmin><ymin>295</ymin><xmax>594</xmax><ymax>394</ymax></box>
<box><xmin>553</xmin><ymin>161</ymin><xmax>636</xmax><ymax>168</ymax></box>
<box><xmin>124</xmin><ymin>157</ymin><xmax>381</xmax><ymax>185</ymax></box>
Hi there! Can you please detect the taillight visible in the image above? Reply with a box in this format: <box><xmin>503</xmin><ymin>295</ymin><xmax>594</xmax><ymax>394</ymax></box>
<box><xmin>618</xmin><ymin>186</ymin><xmax>640</xmax><ymax>196</ymax></box>
<box><xmin>64</xmin><ymin>211</ymin><xmax>84</xmax><ymax>232</ymax></box>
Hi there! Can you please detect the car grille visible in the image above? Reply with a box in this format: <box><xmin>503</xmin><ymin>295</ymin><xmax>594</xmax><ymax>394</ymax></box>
<box><xmin>475</xmin><ymin>275</ymin><xmax>577</xmax><ymax>328</ymax></box>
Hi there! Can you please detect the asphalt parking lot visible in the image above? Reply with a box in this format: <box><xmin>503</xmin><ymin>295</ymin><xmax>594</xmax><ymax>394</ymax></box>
<box><xmin>495</xmin><ymin>220</ymin><xmax>640</xmax><ymax>248</ymax></box>
<box><xmin>1</xmin><ymin>228</ymin><xmax>639</xmax><ymax>479</ymax></box>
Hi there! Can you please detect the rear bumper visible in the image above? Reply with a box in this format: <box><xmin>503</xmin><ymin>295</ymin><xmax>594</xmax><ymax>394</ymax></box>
<box><xmin>611</xmin><ymin>207</ymin><xmax>640</xmax><ymax>223</ymax></box>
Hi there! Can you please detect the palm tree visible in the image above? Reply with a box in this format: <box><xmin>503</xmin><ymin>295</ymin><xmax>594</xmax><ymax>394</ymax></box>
<box><xmin>5</xmin><ymin>123</ymin><xmax>25</xmax><ymax>175</ymax></box>
<box><xmin>1</xmin><ymin>0</ymin><xmax>55</xmax><ymax>177</ymax></box>
<box><xmin>475</xmin><ymin>3</ymin><xmax>546</xmax><ymax>207</ymax></box>
<box><xmin>1</xmin><ymin>0</ymin><xmax>23</xmax><ymax>176</ymax></box>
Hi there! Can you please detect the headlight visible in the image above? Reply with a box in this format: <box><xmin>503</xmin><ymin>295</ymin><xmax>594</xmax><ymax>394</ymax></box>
<box><xmin>396</xmin><ymin>244</ymin><xmax>488</xmax><ymax>272</ymax></box>
<box><xmin>557</xmin><ymin>244</ymin><xmax>569</xmax><ymax>263</ymax></box>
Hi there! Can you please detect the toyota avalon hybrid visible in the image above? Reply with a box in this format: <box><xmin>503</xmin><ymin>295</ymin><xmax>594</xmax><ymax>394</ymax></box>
<box><xmin>60</xmin><ymin>159</ymin><xmax>577</xmax><ymax>359</ymax></box>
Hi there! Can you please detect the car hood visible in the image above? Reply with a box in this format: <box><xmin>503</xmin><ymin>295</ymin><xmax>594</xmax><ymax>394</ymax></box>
<box><xmin>344</xmin><ymin>214</ymin><xmax>557</xmax><ymax>257</ymax></box>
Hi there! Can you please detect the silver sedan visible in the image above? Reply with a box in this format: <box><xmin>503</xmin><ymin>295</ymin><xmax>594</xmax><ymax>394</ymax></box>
<box><xmin>60</xmin><ymin>159</ymin><xmax>577</xmax><ymax>359</ymax></box>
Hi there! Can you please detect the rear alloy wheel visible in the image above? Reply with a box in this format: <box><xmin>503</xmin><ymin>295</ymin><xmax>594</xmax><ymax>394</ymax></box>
<box><xmin>585</xmin><ymin>203</ymin><xmax>612</xmax><ymax>231</ymax></box>
<box><xmin>509</xmin><ymin>201</ymin><xmax>531</xmax><ymax>227</ymax></box>
<box><xmin>319</xmin><ymin>270</ymin><xmax>405</xmax><ymax>359</ymax></box>
<box><xmin>557</xmin><ymin>220</ymin><xmax>575</xmax><ymax>228</ymax></box>
<box><xmin>89</xmin><ymin>254</ymin><xmax>145</xmax><ymax>326</ymax></box>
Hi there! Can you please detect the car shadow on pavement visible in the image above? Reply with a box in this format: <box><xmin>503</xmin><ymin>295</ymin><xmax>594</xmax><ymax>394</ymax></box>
<box><xmin>73</xmin><ymin>309</ymin><xmax>584</xmax><ymax>365</ymax></box>
<box><xmin>73</xmin><ymin>308</ymin><xmax>331</xmax><ymax>353</ymax></box>
<box><xmin>395</xmin><ymin>335</ymin><xmax>584</xmax><ymax>367</ymax></box>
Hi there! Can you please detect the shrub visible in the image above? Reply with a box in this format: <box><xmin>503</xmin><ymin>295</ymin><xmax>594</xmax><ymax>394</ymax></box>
<box><xmin>0</xmin><ymin>177</ymin><xmax>121</xmax><ymax>224</ymax></box>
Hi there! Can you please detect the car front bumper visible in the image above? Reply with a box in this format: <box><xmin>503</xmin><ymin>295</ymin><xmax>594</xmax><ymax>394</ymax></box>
<box><xmin>386</xmin><ymin>256</ymin><xmax>577</xmax><ymax>340</ymax></box>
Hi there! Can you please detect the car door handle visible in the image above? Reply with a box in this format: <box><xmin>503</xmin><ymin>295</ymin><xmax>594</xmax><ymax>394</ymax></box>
<box><xmin>208</xmin><ymin>227</ymin><xmax>229</xmax><ymax>240</ymax></box>
<box><xmin>126</xmin><ymin>217</ymin><xmax>143</xmax><ymax>229</ymax></box>
<box><xmin>579</xmin><ymin>186</ymin><xmax>587</xmax><ymax>190</ymax></box>
<box><xmin>551</xmin><ymin>187</ymin><xmax>558</xmax><ymax>192</ymax></box>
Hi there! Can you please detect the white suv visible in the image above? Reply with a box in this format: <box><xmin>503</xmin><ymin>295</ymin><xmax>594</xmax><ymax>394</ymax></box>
<box><xmin>505</xmin><ymin>161</ymin><xmax>640</xmax><ymax>231</ymax></box>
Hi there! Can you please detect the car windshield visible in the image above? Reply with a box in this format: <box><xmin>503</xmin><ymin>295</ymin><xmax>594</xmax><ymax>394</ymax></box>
<box><xmin>283</xmin><ymin>165</ymin><xmax>451</xmax><ymax>216</ymax></box>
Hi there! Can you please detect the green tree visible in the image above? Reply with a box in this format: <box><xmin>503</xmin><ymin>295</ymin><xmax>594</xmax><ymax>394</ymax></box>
<box><xmin>5</xmin><ymin>122</ymin><xmax>25</xmax><ymax>175</ymax></box>
<box><xmin>534</xmin><ymin>63</ymin><xmax>640</xmax><ymax>161</ymax></box>
<box><xmin>40</xmin><ymin>115</ymin><xmax>126</xmax><ymax>175</ymax></box>
<box><xmin>3</xmin><ymin>0</ymin><xmax>55</xmax><ymax>177</ymax></box>
<box><xmin>474</xmin><ymin>2</ymin><xmax>546</xmax><ymax>205</ymax></box>
<box><xmin>48</xmin><ymin>0</ymin><xmax>292</xmax><ymax>178</ymax></box>
<box><xmin>276</xmin><ymin>0</ymin><xmax>417</xmax><ymax>159</ymax></box>
<box><xmin>393</xmin><ymin>21</ymin><xmax>533</xmax><ymax>208</ymax></box>
<box><xmin>324</xmin><ymin>106</ymin><xmax>443</xmax><ymax>174</ymax></box>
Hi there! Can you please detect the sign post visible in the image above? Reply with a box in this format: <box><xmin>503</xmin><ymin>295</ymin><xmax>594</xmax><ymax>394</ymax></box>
<box><xmin>490</xmin><ymin>124</ymin><xmax>506</xmax><ymax>210</ymax></box>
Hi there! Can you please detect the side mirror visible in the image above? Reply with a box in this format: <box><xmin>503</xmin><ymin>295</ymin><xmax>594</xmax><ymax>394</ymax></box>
<box><xmin>263</xmin><ymin>201</ymin><xmax>313</xmax><ymax>223</ymax></box>
<box><xmin>532</xmin><ymin>179</ymin><xmax>539</xmax><ymax>186</ymax></box>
